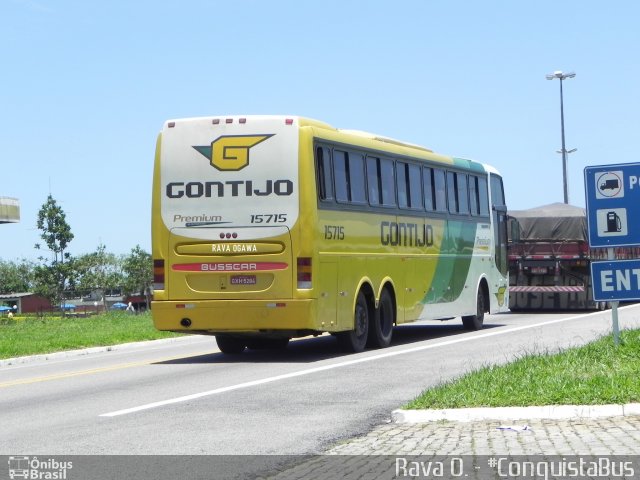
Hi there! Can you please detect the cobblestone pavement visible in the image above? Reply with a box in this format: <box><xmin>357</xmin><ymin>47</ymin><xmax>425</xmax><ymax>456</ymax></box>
<box><xmin>261</xmin><ymin>415</ymin><xmax>640</xmax><ymax>479</ymax></box>
<box><xmin>326</xmin><ymin>415</ymin><xmax>640</xmax><ymax>455</ymax></box>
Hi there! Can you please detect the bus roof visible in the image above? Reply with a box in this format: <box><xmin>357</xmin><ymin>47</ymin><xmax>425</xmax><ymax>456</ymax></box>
<box><xmin>161</xmin><ymin>115</ymin><xmax>493</xmax><ymax>173</ymax></box>
<box><xmin>337</xmin><ymin>130</ymin><xmax>433</xmax><ymax>153</ymax></box>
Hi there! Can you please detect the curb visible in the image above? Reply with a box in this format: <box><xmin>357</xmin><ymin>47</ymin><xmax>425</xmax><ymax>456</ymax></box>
<box><xmin>392</xmin><ymin>403</ymin><xmax>640</xmax><ymax>423</ymax></box>
<box><xmin>0</xmin><ymin>335</ymin><xmax>201</xmax><ymax>368</ymax></box>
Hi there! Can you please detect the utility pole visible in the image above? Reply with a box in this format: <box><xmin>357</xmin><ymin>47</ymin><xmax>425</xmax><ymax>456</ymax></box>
<box><xmin>546</xmin><ymin>70</ymin><xmax>576</xmax><ymax>204</ymax></box>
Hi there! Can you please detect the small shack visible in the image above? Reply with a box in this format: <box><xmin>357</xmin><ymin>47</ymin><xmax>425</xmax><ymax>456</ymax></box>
<box><xmin>0</xmin><ymin>293</ymin><xmax>52</xmax><ymax>314</ymax></box>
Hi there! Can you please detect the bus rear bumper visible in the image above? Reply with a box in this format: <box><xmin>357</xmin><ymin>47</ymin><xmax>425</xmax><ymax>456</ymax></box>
<box><xmin>151</xmin><ymin>299</ymin><xmax>320</xmax><ymax>334</ymax></box>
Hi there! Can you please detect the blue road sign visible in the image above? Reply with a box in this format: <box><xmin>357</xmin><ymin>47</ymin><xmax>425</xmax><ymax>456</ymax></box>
<box><xmin>584</xmin><ymin>162</ymin><xmax>640</xmax><ymax>247</ymax></box>
<box><xmin>591</xmin><ymin>259</ymin><xmax>640</xmax><ymax>302</ymax></box>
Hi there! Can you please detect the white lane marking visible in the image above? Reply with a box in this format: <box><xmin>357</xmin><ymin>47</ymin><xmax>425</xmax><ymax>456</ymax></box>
<box><xmin>99</xmin><ymin>308</ymin><xmax>633</xmax><ymax>417</ymax></box>
<box><xmin>0</xmin><ymin>334</ymin><xmax>213</xmax><ymax>370</ymax></box>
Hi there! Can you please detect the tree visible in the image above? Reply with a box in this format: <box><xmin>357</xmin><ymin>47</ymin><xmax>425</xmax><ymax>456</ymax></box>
<box><xmin>34</xmin><ymin>194</ymin><xmax>74</xmax><ymax>307</ymax></box>
<box><xmin>121</xmin><ymin>245</ymin><xmax>153</xmax><ymax>309</ymax></box>
<box><xmin>0</xmin><ymin>259</ymin><xmax>35</xmax><ymax>294</ymax></box>
<box><xmin>74</xmin><ymin>244</ymin><xmax>123</xmax><ymax>309</ymax></box>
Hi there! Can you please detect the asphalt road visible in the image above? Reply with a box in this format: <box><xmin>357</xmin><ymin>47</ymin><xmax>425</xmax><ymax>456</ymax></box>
<box><xmin>2</xmin><ymin>306</ymin><xmax>639</xmax><ymax>464</ymax></box>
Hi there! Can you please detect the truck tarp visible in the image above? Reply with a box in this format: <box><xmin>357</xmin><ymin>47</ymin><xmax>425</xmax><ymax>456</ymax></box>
<box><xmin>509</xmin><ymin>202</ymin><xmax>587</xmax><ymax>243</ymax></box>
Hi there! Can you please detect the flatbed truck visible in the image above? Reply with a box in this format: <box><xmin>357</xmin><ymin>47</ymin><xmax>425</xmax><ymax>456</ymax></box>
<box><xmin>508</xmin><ymin>203</ymin><xmax>640</xmax><ymax>310</ymax></box>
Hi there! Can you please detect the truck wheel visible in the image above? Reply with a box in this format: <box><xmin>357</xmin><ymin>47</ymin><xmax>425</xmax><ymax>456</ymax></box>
<box><xmin>367</xmin><ymin>288</ymin><xmax>394</xmax><ymax>348</ymax></box>
<box><xmin>462</xmin><ymin>287</ymin><xmax>485</xmax><ymax>331</ymax></box>
<box><xmin>337</xmin><ymin>290</ymin><xmax>370</xmax><ymax>353</ymax></box>
<box><xmin>216</xmin><ymin>335</ymin><xmax>246</xmax><ymax>354</ymax></box>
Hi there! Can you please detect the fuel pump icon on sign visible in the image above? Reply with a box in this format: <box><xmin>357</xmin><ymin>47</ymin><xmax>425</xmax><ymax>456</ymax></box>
<box><xmin>596</xmin><ymin>208</ymin><xmax>627</xmax><ymax>237</ymax></box>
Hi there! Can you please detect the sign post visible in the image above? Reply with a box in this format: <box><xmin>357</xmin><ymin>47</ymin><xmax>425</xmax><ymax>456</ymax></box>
<box><xmin>585</xmin><ymin>162</ymin><xmax>640</xmax><ymax>345</ymax></box>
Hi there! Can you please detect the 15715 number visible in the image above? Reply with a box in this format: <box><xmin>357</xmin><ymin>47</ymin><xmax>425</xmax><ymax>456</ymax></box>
<box><xmin>324</xmin><ymin>225</ymin><xmax>345</xmax><ymax>240</ymax></box>
<box><xmin>250</xmin><ymin>214</ymin><xmax>287</xmax><ymax>224</ymax></box>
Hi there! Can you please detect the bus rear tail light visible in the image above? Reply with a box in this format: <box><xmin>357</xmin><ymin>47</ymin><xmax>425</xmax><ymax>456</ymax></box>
<box><xmin>297</xmin><ymin>257</ymin><xmax>312</xmax><ymax>289</ymax></box>
<box><xmin>153</xmin><ymin>259</ymin><xmax>165</xmax><ymax>291</ymax></box>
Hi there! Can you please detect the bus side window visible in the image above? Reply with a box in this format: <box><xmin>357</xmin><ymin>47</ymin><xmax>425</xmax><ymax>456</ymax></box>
<box><xmin>457</xmin><ymin>173</ymin><xmax>469</xmax><ymax>215</ymax></box>
<box><xmin>348</xmin><ymin>151</ymin><xmax>367</xmax><ymax>204</ymax></box>
<box><xmin>490</xmin><ymin>174</ymin><xmax>506</xmax><ymax>207</ymax></box>
<box><xmin>366</xmin><ymin>156</ymin><xmax>381</xmax><ymax>206</ymax></box>
<box><xmin>447</xmin><ymin>171</ymin><xmax>458</xmax><ymax>213</ymax></box>
<box><xmin>397</xmin><ymin>162</ymin><xmax>409</xmax><ymax>209</ymax></box>
<box><xmin>316</xmin><ymin>146</ymin><xmax>333</xmax><ymax>201</ymax></box>
<box><xmin>408</xmin><ymin>163</ymin><xmax>422</xmax><ymax>209</ymax></box>
<box><xmin>469</xmin><ymin>174</ymin><xmax>490</xmax><ymax>216</ymax></box>
<box><xmin>447</xmin><ymin>172</ymin><xmax>469</xmax><ymax>215</ymax></box>
<box><xmin>398</xmin><ymin>162</ymin><xmax>423</xmax><ymax>210</ymax></box>
<box><xmin>433</xmin><ymin>168</ymin><xmax>447</xmax><ymax>212</ymax></box>
<box><xmin>478</xmin><ymin>176</ymin><xmax>489</xmax><ymax>215</ymax></box>
<box><xmin>423</xmin><ymin>167</ymin><xmax>435</xmax><ymax>211</ymax></box>
<box><xmin>333</xmin><ymin>150</ymin><xmax>349</xmax><ymax>203</ymax></box>
<box><xmin>367</xmin><ymin>156</ymin><xmax>395</xmax><ymax>207</ymax></box>
<box><xmin>380</xmin><ymin>158</ymin><xmax>396</xmax><ymax>207</ymax></box>
<box><xmin>469</xmin><ymin>175</ymin><xmax>479</xmax><ymax>215</ymax></box>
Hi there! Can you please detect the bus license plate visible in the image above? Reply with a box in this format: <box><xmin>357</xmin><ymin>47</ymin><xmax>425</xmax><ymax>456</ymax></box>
<box><xmin>231</xmin><ymin>275</ymin><xmax>257</xmax><ymax>285</ymax></box>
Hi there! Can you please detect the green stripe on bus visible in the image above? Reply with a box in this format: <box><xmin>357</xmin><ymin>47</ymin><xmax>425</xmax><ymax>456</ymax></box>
<box><xmin>423</xmin><ymin>221</ymin><xmax>476</xmax><ymax>303</ymax></box>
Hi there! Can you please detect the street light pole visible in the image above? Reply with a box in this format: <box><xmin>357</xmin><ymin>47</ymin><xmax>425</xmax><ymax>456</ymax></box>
<box><xmin>546</xmin><ymin>70</ymin><xmax>576</xmax><ymax>204</ymax></box>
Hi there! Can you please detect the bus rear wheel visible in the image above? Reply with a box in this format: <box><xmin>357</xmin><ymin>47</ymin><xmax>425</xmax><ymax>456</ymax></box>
<box><xmin>216</xmin><ymin>335</ymin><xmax>246</xmax><ymax>354</ymax></box>
<box><xmin>367</xmin><ymin>288</ymin><xmax>394</xmax><ymax>348</ymax></box>
<box><xmin>337</xmin><ymin>291</ymin><xmax>370</xmax><ymax>353</ymax></box>
<box><xmin>462</xmin><ymin>287</ymin><xmax>486</xmax><ymax>331</ymax></box>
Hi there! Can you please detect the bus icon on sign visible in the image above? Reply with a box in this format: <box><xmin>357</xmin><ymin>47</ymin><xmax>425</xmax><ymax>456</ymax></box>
<box><xmin>595</xmin><ymin>171</ymin><xmax>624</xmax><ymax>199</ymax></box>
<box><xmin>8</xmin><ymin>456</ymin><xmax>30</xmax><ymax>479</ymax></box>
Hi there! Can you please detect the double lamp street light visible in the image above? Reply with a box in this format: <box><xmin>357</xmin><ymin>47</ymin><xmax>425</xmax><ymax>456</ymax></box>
<box><xmin>546</xmin><ymin>70</ymin><xmax>576</xmax><ymax>204</ymax></box>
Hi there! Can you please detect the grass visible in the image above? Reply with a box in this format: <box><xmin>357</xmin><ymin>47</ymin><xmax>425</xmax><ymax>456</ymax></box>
<box><xmin>406</xmin><ymin>329</ymin><xmax>640</xmax><ymax>409</ymax></box>
<box><xmin>0</xmin><ymin>311</ymin><xmax>181</xmax><ymax>359</ymax></box>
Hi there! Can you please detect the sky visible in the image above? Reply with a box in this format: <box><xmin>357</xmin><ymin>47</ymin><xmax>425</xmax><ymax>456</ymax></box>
<box><xmin>1</xmin><ymin>0</ymin><xmax>639</xmax><ymax>261</ymax></box>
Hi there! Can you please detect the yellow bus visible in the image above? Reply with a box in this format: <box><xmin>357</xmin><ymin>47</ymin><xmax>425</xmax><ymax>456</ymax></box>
<box><xmin>151</xmin><ymin>115</ymin><xmax>509</xmax><ymax>354</ymax></box>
